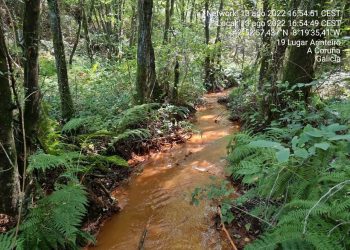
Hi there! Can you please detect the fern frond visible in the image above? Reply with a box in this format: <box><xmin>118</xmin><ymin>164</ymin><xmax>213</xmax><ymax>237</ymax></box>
<box><xmin>111</xmin><ymin>129</ymin><xmax>151</xmax><ymax>143</ymax></box>
<box><xmin>116</xmin><ymin>103</ymin><xmax>160</xmax><ymax>131</ymax></box>
<box><xmin>28</xmin><ymin>152</ymin><xmax>81</xmax><ymax>172</ymax></box>
<box><xmin>19</xmin><ymin>183</ymin><xmax>92</xmax><ymax>249</ymax></box>
<box><xmin>62</xmin><ymin>117</ymin><xmax>90</xmax><ymax>133</ymax></box>
<box><xmin>0</xmin><ymin>233</ymin><xmax>15</xmax><ymax>250</ymax></box>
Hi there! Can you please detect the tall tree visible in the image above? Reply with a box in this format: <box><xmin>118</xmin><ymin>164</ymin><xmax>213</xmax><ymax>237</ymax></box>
<box><xmin>69</xmin><ymin>5</ymin><xmax>82</xmax><ymax>65</ymax></box>
<box><xmin>261</xmin><ymin>0</ymin><xmax>301</xmax><ymax>121</ymax></box>
<box><xmin>47</xmin><ymin>0</ymin><xmax>75</xmax><ymax>120</ymax></box>
<box><xmin>129</xmin><ymin>1</ymin><xmax>137</xmax><ymax>47</ymax></box>
<box><xmin>214</xmin><ymin>0</ymin><xmax>224</xmax><ymax>66</ymax></box>
<box><xmin>82</xmin><ymin>0</ymin><xmax>93</xmax><ymax>63</ymax></box>
<box><xmin>163</xmin><ymin>0</ymin><xmax>171</xmax><ymax>44</ymax></box>
<box><xmin>23</xmin><ymin>0</ymin><xmax>41</xmax><ymax>148</ymax></box>
<box><xmin>267</xmin><ymin>0</ymin><xmax>301</xmax><ymax>85</ymax></box>
<box><xmin>189</xmin><ymin>0</ymin><xmax>196</xmax><ymax>23</ymax></box>
<box><xmin>135</xmin><ymin>0</ymin><xmax>160</xmax><ymax>103</ymax></box>
<box><xmin>258</xmin><ymin>0</ymin><xmax>271</xmax><ymax>90</ymax></box>
<box><xmin>203</xmin><ymin>0</ymin><xmax>212</xmax><ymax>90</ymax></box>
<box><xmin>282</xmin><ymin>0</ymin><xmax>325</xmax><ymax>102</ymax></box>
<box><xmin>163</xmin><ymin>0</ymin><xmax>175</xmax><ymax>44</ymax></box>
<box><xmin>0</xmin><ymin>20</ymin><xmax>19</xmax><ymax>216</ymax></box>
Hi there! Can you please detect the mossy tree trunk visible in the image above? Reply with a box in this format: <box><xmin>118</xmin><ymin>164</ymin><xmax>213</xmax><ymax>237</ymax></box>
<box><xmin>281</xmin><ymin>0</ymin><xmax>325</xmax><ymax>103</ymax></box>
<box><xmin>47</xmin><ymin>0</ymin><xmax>75</xmax><ymax>121</ymax></box>
<box><xmin>268</xmin><ymin>0</ymin><xmax>301</xmax><ymax>85</ymax></box>
<box><xmin>135</xmin><ymin>0</ymin><xmax>160</xmax><ymax>104</ymax></box>
<box><xmin>23</xmin><ymin>0</ymin><xmax>41</xmax><ymax>149</ymax></box>
<box><xmin>282</xmin><ymin>37</ymin><xmax>315</xmax><ymax>102</ymax></box>
<box><xmin>0</xmin><ymin>21</ymin><xmax>19</xmax><ymax>216</ymax></box>
<box><xmin>262</xmin><ymin>0</ymin><xmax>301</xmax><ymax>121</ymax></box>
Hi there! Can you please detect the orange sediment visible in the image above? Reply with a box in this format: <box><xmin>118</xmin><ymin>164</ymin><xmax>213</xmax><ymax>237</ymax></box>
<box><xmin>89</xmin><ymin>90</ymin><xmax>239</xmax><ymax>250</ymax></box>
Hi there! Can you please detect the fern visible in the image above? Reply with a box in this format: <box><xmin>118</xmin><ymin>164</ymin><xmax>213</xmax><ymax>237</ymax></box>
<box><xmin>17</xmin><ymin>183</ymin><xmax>92</xmax><ymax>249</ymax></box>
<box><xmin>88</xmin><ymin>154</ymin><xmax>129</xmax><ymax>167</ymax></box>
<box><xmin>111</xmin><ymin>129</ymin><xmax>151</xmax><ymax>143</ymax></box>
<box><xmin>28</xmin><ymin>152</ymin><xmax>81</xmax><ymax>172</ymax></box>
<box><xmin>115</xmin><ymin>103</ymin><xmax>160</xmax><ymax>132</ymax></box>
<box><xmin>225</xmin><ymin>123</ymin><xmax>350</xmax><ymax>249</ymax></box>
<box><xmin>62</xmin><ymin>117</ymin><xmax>90</xmax><ymax>133</ymax></box>
<box><xmin>0</xmin><ymin>233</ymin><xmax>15</xmax><ymax>250</ymax></box>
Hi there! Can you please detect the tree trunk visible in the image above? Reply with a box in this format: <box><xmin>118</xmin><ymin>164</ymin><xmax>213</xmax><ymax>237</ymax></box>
<box><xmin>88</xmin><ymin>0</ymin><xmax>95</xmax><ymax>23</ymax></box>
<box><xmin>173</xmin><ymin>57</ymin><xmax>180</xmax><ymax>102</ymax></box>
<box><xmin>0</xmin><ymin>21</ymin><xmax>19</xmax><ymax>216</ymax></box>
<box><xmin>163</xmin><ymin>0</ymin><xmax>170</xmax><ymax>44</ymax></box>
<box><xmin>258</xmin><ymin>0</ymin><xmax>271</xmax><ymax>90</ymax></box>
<box><xmin>69</xmin><ymin>9</ymin><xmax>82</xmax><ymax>65</ymax></box>
<box><xmin>135</xmin><ymin>0</ymin><xmax>159</xmax><ymax>104</ymax></box>
<box><xmin>129</xmin><ymin>2</ymin><xmax>137</xmax><ymax>47</ymax></box>
<box><xmin>82</xmin><ymin>3</ymin><xmax>93</xmax><ymax>64</ymax></box>
<box><xmin>282</xmin><ymin>0</ymin><xmax>324</xmax><ymax>103</ymax></box>
<box><xmin>204</xmin><ymin>0</ymin><xmax>212</xmax><ymax>91</ymax></box>
<box><xmin>179</xmin><ymin>0</ymin><xmax>186</xmax><ymax>23</ymax></box>
<box><xmin>23</xmin><ymin>0</ymin><xmax>41</xmax><ymax>149</ymax></box>
<box><xmin>268</xmin><ymin>0</ymin><xmax>301</xmax><ymax>85</ymax></box>
<box><xmin>47</xmin><ymin>0</ymin><xmax>75</xmax><ymax>121</ymax></box>
<box><xmin>214</xmin><ymin>0</ymin><xmax>224</xmax><ymax>66</ymax></box>
<box><xmin>262</xmin><ymin>0</ymin><xmax>301</xmax><ymax>121</ymax></box>
<box><xmin>162</xmin><ymin>0</ymin><xmax>177</xmax><ymax>101</ymax></box>
<box><xmin>282</xmin><ymin>36</ymin><xmax>315</xmax><ymax>101</ymax></box>
<box><xmin>190</xmin><ymin>0</ymin><xmax>195</xmax><ymax>23</ymax></box>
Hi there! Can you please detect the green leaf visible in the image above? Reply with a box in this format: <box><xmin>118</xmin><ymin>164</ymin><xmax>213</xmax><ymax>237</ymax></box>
<box><xmin>314</xmin><ymin>142</ymin><xmax>330</xmax><ymax>150</ymax></box>
<box><xmin>242</xmin><ymin>175</ymin><xmax>260</xmax><ymax>184</ymax></box>
<box><xmin>249</xmin><ymin>140</ymin><xmax>282</xmax><ymax>149</ymax></box>
<box><xmin>308</xmin><ymin>146</ymin><xmax>316</xmax><ymax>155</ymax></box>
<box><xmin>0</xmin><ymin>233</ymin><xmax>15</xmax><ymax>250</ymax></box>
<box><xmin>305</xmin><ymin>129</ymin><xmax>323</xmax><ymax>138</ymax></box>
<box><xmin>105</xmin><ymin>155</ymin><xmax>128</xmax><ymax>167</ymax></box>
<box><xmin>245</xmin><ymin>223</ymin><xmax>252</xmax><ymax>231</ymax></box>
<box><xmin>276</xmin><ymin>148</ymin><xmax>290</xmax><ymax>163</ymax></box>
<box><xmin>291</xmin><ymin>136</ymin><xmax>299</xmax><ymax>150</ymax></box>
<box><xmin>325</xmin><ymin>123</ymin><xmax>348</xmax><ymax>132</ymax></box>
<box><xmin>294</xmin><ymin>148</ymin><xmax>309</xmax><ymax>159</ymax></box>
<box><xmin>329</xmin><ymin>134</ymin><xmax>350</xmax><ymax>141</ymax></box>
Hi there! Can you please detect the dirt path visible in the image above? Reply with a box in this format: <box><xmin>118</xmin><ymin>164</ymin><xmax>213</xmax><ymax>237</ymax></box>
<box><xmin>89</xmin><ymin>90</ymin><xmax>239</xmax><ymax>250</ymax></box>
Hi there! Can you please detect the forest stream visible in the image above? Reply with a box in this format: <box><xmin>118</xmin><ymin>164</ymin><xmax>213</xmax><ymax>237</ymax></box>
<box><xmin>89</xmin><ymin>90</ymin><xmax>239</xmax><ymax>249</ymax></box>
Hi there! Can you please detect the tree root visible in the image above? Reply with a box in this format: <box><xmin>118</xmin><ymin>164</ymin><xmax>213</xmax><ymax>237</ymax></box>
<box><xmin>217</xmin><ymin>206</ymin><xmax>238</xmax><ymax>250</ymax></box>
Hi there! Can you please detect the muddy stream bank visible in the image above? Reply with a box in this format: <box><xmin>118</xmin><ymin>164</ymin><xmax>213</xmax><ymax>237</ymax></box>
<box><xmin>89</xmin><ymin>90</ymin><xmax>239</xmax><ymax>250</ymax></box>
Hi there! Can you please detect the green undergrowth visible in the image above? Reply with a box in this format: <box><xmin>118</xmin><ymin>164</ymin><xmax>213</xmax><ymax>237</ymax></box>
<box><xmin>1</xmin><ymin>102</ymin><xmax>194</xmax><ymax>249</ymax></box>
<box><xmin>226</xmin><ymin>122</ymin><xmax>350</xmax><ymax>250</ymax></box>
<box><xmin>228</xmin><ymin>70</ymin><xmax>350</xmax><ymax>132</ymax></box>
<box><xmin>6</xmin><ymin>97</ymin><xmax>194</xmax><ymax>249</ymax></box>
<box><xmin>193</xmin><ymin>79</ymin><xmax>350</xmax><ymax>249</ymax></box>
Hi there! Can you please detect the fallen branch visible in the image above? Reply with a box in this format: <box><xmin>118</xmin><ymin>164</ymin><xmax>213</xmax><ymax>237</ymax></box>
<box><xmin>217</xmin><ymin>206</ymin><xmax>238</xmax><ymax>250</ymax></box>
<box><xmin>138</xmin><ymin>217</ymin><xmax>152</xmax><ymax>250</ymax></box>
<box><xmin>138</xmin><ymin>228</ymin><xmax>148</xmax><ymax>250</ymax></box>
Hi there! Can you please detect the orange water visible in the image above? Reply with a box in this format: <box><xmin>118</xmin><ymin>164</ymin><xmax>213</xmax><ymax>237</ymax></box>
<box><xmin>89</xmin><ymin>90</ymin><xmax>239</xmax><ymax>250</ymax></box>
